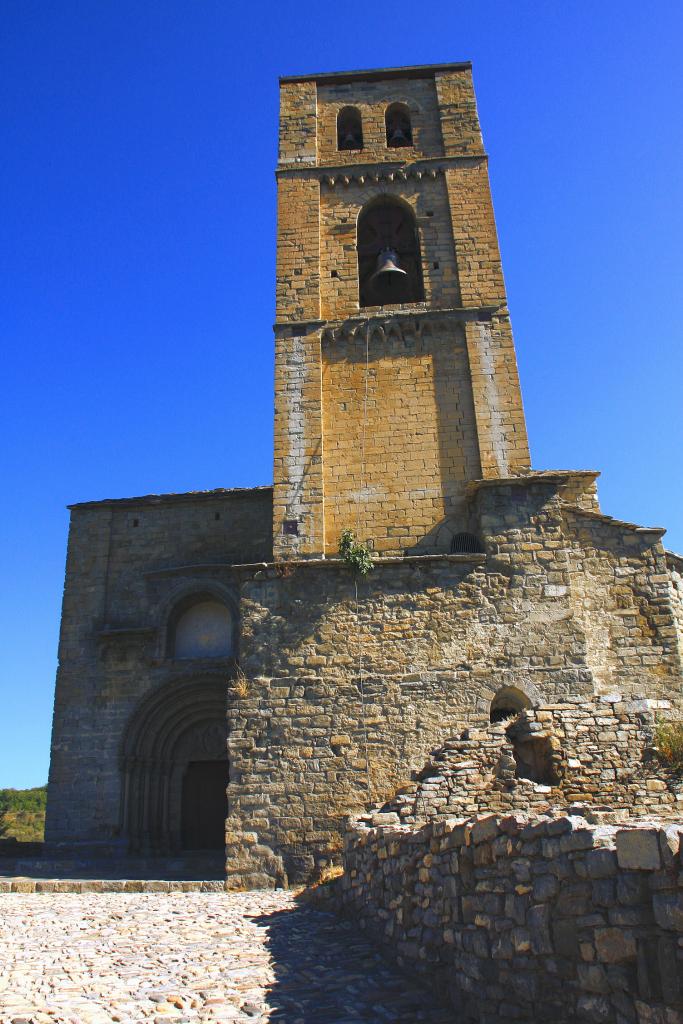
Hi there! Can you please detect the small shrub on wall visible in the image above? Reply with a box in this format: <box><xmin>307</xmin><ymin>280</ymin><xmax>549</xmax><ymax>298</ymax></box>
<box><xmin>654</xmin><ymin>721</ymin><xmax>683</xmax><ymax>771</ymax></box>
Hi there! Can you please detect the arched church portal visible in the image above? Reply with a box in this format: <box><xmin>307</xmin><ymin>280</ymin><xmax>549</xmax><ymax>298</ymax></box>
<box><xmin>120</xmin><ymin>678</ymin><xmax>228</xmax><ymax>854</ymax></box>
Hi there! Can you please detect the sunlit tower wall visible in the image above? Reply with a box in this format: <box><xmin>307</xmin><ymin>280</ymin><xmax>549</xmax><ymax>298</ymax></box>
<box><xmin>272</xmin><ymin>63</ymin><xmax>530</xmax><ymax>560</ymax></box>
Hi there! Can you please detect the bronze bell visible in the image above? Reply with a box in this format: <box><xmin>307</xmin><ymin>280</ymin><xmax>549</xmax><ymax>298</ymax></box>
<box><xmin>343</xmin><ymin>131</ymin><xmax>359</xmax><ymax>148</ymax></box>
<box><xmin>369</xmin><ymin>247</ymin><xmax>408</xmax><ymax>286</ymax></box>
<box><xmin>388</xmin><ymin>125</ymin><xmax>408</xmax><ymax>146</ymax></box>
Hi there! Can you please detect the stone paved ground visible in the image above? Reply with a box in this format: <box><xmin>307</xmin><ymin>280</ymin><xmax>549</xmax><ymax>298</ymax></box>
<box><xmin>0</xmin><ymin>891</ymin><xmax>453</xmax><ymax>1024</ymax></box>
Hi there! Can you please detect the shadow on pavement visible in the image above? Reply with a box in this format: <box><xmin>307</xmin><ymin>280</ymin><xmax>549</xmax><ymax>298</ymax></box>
<box><xmin>251</xmin><ymin>900</ymin><xmax>453</xmax><ymax>1024</ymax></box>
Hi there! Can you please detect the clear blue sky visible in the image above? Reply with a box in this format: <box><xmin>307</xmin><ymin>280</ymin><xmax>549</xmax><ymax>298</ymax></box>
<box><xmin>1</xmin><ymin>1</ymin><xmax>682</xmax><ymax>788</ymax></box>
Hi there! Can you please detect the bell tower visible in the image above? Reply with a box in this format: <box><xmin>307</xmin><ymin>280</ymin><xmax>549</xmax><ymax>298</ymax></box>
<box><xmin>272</xmin><ymin>62</ymin><xmax>530</xmax><ymax>560</ymax></box>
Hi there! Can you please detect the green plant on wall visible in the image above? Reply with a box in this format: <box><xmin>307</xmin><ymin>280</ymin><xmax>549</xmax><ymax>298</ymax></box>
<box><xmin>654</xmin><ymin>720</ymin><xmax>683</xmax><ymax>771</ymax></box>
<box><xmin>339</xmin><ymin>529</ymin><xmax>374</xmax><ymax>576</ymax></box>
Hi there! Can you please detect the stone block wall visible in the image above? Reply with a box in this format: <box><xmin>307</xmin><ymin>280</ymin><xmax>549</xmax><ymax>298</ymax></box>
<box><xmin>318</xmin><ymin>175</ymin><xmax>462</xmax><ymax>320</ymax></box>
<box><xmin>272</xmin><ymin>64</ymin><xmax>530</xmax><ymax>560</ymax></box>
<box><xmin>667</xmin><ymin>553</ymin><xmax>683</xmax><ymax>665</ymax></box>
<box><xmin>227</xmin><ymin>474</ymin><xmax>682</xmax><ymax>886</ymax></box>
<box><xmin>46</xmin><ymin>468</ymin><xmax>682</xmax><ymax>880</ymax></box>
<box><xmin>321</xmin><ymin>316</ymin><xmax>481</xmax><ymax>555</ymax></box>
<box><xmin>46</xmin><ymin>486</ymin><xmax>272</xmax><ymax>848</ymax></box>
<box><xmin>316</xmin><ymin>75</ymin><xmax>444</xmax><ymax>165</ymax></box>
<box><xmin>337</xmin><ymin>813</ymin><xmax>683</xmax><ymax>1023</ymax></box>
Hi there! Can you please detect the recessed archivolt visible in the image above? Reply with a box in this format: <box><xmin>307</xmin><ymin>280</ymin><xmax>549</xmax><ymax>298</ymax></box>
<box><xmin>155</xmin><ymin>581</ymin><xmax>238</xmax><ymax>660</ymax></box>
<box><xmin>119</xmin><ymin>676</ymin><xmax>228</xmax><ymax>853</ymax></box>
<box><xmin>120</xmin><ymin>676</ymin><xmax>228</xmax><ymax>763</ymax></box>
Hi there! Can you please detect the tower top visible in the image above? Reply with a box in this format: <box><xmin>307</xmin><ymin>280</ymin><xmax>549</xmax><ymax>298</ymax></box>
<box><xmin>279</xmin><ymin>62</ymin><xmax>472</xmax><ymax>85</ymax></box>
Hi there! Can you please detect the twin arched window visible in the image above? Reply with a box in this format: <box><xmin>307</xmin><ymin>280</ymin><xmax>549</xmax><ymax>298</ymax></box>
<box><xmin>170</xmin><ymin>598</ymin><xmax>233</xmax><ymax>659</ymax></box>
<box><xmin>336</xmin><ymin>104</ymin><xmax>413</xmax><ymax>152</ymax></box>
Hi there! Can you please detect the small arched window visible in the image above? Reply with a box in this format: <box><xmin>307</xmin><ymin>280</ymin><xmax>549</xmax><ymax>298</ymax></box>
<box><xmin>490</xmin><ymin>686</ymin><xmax>531</xmax><ymax>724</ymax></box>
<box><xmin>385</xmin><ymin>103</ymin><xmax>413</xmax><ymax>147</ymax></box>
<box><xmin>357</xmin><ymin>197</ymin><xmax>424</xmax><ymax>307</ymax></box>
<box><xmin>337</xmin><ymin>107</ymin><xmax>363</xmax><ymax>151</ymax></box>
<box><xmin>172</xmin><ymin>600</ymin><xmax>233</xmax><ymax>659</ymax></box>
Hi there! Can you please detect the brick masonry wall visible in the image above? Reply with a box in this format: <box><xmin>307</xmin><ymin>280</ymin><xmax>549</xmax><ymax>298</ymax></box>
<box><xmin>337</xmin><ymin>813</ymin><xmax>683</xmax><ymax>1023</ymax></box>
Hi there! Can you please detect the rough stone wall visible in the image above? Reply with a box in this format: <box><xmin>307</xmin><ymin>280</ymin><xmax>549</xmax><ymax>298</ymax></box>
<box><xmin>277</xmin><ymin>80</ymin><xmax>316</xmax><ymax>166</ymax></box>
<box><xmin>563</xmin><ymin>507</ymin><xmax>680</xmax><ymax>701</ymax></box>
<box><xmin>374</xmin><ymin>700</ymin><xmax>682</xmax><ymax>827</ymax></box>
<box><xmin>45</xmin><ymin>487</ymin><xmax>272</xmax><ymax>848</ymax></box>
<box><xmin>667</xmin><ymin>553</ymin><xmax>683</xmax><ymax>666</ymax></box>
<box><xmin>272</xmin><ymin>324</ymin><xmax>325</xmax><ymax>560</ymax></box>
<box><xmin>227</xmin><ymin>474</ymin><xmax>682</xmax><ymax>887</ymax></box>
<box><xmin>434</xmin><ymin>67</ymin><xmax>486</xmax><ymax>155</ymax></box>
<box><xmin>337</xmin><ymin>813</ymin><xmax>683</xmax><ymax>1023</ymax></box>
<box><xmin>473</xmin><ymin>477</ymin><xmax>683</xmax><ymax>705</ymax></box>
<box><xmin>46</xmin><ymin>467</ymin><xmax>682</xmax><ymax>879</ymax></box>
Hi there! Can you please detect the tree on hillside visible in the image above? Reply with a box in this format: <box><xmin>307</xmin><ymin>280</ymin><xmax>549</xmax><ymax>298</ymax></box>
<box><xmin>0</xmin><ymin>787</ymin><xmax>47</xmax><ymax>842</ymax></box>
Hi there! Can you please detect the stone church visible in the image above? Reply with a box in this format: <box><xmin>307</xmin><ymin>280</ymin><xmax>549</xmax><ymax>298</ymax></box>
<box><xmin>45</xmin><ymin>62</ymin><xmax>683</xmax><ymax>888</ymax></box>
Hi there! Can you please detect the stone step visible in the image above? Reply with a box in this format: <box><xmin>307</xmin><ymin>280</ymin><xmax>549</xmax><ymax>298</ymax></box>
<box><xmin>0</xmin><ymin>854</ymin><xmax>225</xmax><ymax>881</ymax></box>
<box><xmin>0</xmin><ymin>877</ymin><xmax>227</xmax><ymax>893</ymax></box>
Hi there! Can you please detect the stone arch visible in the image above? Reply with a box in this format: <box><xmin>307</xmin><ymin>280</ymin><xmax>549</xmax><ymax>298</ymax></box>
<box><xmin>158</xmin><ymin>582</ymin><xmax>238</xmax><ymax>661</ymax></box>
<box><xmin>385</xmin><ymin>101</ymin><xmax>413</xmax><ymax>147</ymax></box>
<box><xmin>490</xmin><ymin>685</ymin><xmax>532</xmax><ymax>723</ymax></box>
<box><xmin>119</xmin><ymin>676</ymin><xmax>228</xmax><ymax>854</ymax></box>
<box><xmin>357</xmin><ymin>195</ymin><xmax>424</xmax><ymax>307</ymax></box>
<box><xmin>337</xmin><ymin>106</ymin><xmax>363</xmax><ymax>150</ymax></box>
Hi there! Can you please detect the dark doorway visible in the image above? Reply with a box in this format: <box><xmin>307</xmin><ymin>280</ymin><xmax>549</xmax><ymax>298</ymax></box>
<box><xmin>181</xmin><ymin>761</ymin><xmax>228</xmax><ymax>850</ymax></box>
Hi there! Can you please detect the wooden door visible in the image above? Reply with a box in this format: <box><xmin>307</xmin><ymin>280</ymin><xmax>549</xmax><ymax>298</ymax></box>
<box><xmin>181</xmin><ymin>761</ymin><xmax>228</xmax><ymax>850</ymax></box>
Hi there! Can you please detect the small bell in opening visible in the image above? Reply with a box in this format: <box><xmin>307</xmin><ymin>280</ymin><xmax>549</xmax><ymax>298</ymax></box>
<box><xmin>342</xmin><ymin>131</ymin><xmax>360</xmax><ymax>149</ymax></box>
<box><xmin>388</xmin><ymin>125</ymin><xmax>408</xmax><ymax>146</ymax></box>
<box><xmin>369</xmin><ymin>248</ymin><xmax>407</xmax><ymax>284</ymax></box>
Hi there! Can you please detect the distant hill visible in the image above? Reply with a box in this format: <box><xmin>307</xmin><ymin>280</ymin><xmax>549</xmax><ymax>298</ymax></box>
<box><xmin>0</xmin><ymin>786</ymin><xmax>47</xmax><ymax>842</ymax></box>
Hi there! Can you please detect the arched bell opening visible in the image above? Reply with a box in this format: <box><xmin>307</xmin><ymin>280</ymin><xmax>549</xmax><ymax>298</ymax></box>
<box><xmin>385</xmin><ymin>102</ymin><xmax>413</xmax><ymax>147</ymax></box>
<box><xmin>337</xmin><ymin>106</ymin><xmax>363</xmax><ymax>151</ymax></box>
<box><xmin>357</xmin><ymin>197</ymin><xmax>424</xmax><ymax>307</ymax></box>
<box><xmin>119</xmin><ymin>678</ymin><xmax>228</xmax><ymax>855</ymax></box>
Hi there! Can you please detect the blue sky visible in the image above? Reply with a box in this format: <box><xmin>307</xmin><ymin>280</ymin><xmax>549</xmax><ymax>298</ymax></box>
<box><xmin>1</xmin><ymin>1</ymin><xmax>682</xmax><ymax>788</ymax></box>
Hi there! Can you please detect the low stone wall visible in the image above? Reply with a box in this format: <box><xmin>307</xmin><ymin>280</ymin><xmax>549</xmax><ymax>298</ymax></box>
<box><xmin>338</xmin><ymin>813</ymin><xmax>683</xmax><ymax>1023</ymax></box>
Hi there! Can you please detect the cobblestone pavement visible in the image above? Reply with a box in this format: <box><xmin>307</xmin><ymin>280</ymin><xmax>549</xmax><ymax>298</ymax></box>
<box><xmin>0</xmin><ymin>891</ymin><xmax>453</xmax><ymax>1024</ymax></box>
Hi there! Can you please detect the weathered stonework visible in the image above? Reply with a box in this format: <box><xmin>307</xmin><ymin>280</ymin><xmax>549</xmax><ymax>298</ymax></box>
<box><xmin>335</xmin><ymin>813</ymin><xmax>683</xmax><ymax>1023</ymax></box>
<box><xmin>45</xmin><ymin>63</ymin><xmax>682</xmax><ymax>901</ymax></box>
